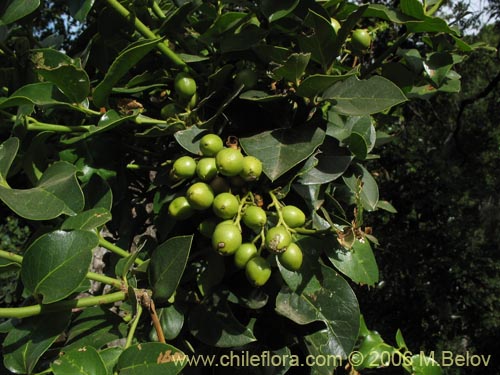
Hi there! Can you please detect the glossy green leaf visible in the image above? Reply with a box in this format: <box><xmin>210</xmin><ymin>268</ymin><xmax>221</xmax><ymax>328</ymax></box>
<box><xmin>0</xmin><ymin>137</ymin><xmax>19</xmax><ymax>182</ymax></box>
<box><xmin>260</xmin><ymin>0</ymin><xmax>300</xmax><ymax>22</ymax></box>
<box><xmin>201</xmin><ymin>12</ymin><xmax>246</xmax><ymax>40</ymax></box>
<box><xmin>99</xmin><ymin>347</ymin><xmax>124</xmax><ymax>375</ymax></box>
<box><xmin>196</xmin><ymin>251</ymin><xmax>225</xmax><ymax>296</ymax></box>
<box><xmin>3</xmin><ymin>311</ymin><xmax>72</xmax><ymax>374</ymax></box>
<box><xmin>157</xmin><ymin>303</ymin><xmax>185</xmax><ymax>341</ymax></box>
<box><xmin>411</xmin><ymin>354</ymin><xmax>443</xmax><ymax>375</ymax></box>
<box><xmin>21</xmin><ymin>230</ymin><xmax>98</xmax><ymax>303</ymax></box>
<box><xmin>220</xmin><ymin>24</ymin><xmax>268</xmax><ymax>53</ymax></box>
<box><xmin>423</xmin><ymin>52</ymin><xmax>454</xmax><ymax>86</ymax></box>
<box><xmin>406</xmin><ymin>17</ymin><xmax>457</xmax><ymax>35</ymax></box>
<box><xmin>395</xmin><ymin>329</ymin><xmax>408</xmax><ymax>350</ymax></box>
<box><xmin>296</xmin><ymin>73</ymin><xmax>355</xmax><ymax>98</ymax></box>
<box><xmin>298</xmin><ymin>140</ymin><xmax>353</xmax><ymax>185</ymax></box>
<box><xmin>297</xmin><ymin>10</ymin><xmax>336</xmax><ymax>69</ymax></box>
<box><xmin>0</xmin><ymin>0</ymin><xmax>40</xmax><ymax>25</ymax></box>
<box><xmin>303</xmin><ymin>328</ymin><xmax>345</xmax><ymax>373</ymax></box>
<box><xmin>148</xmin><ymin>235</ymin><xmax>193</xmax><ymax>302</ymax></box>
<box><xmin>64</xmin><ymin>306</ymin><xmax>127</xmax><ymax>351</ymax></box>
<box><xmin>0</xmin><ymin>161</ymin><xmax>84</xmax><ymax>220</ymax></box>
<box><xmin>116</xmin><ymin>342</ymin><xmax>186</xmax><ymax>374</ymax></box>
<box><xmin>37</xmin><ymin>64</ymin><xmax>90</xmax><ymax>103</ymax></box>
<box><xmin>63</xmin><ymin>110</ymin><xmax>138</xmax><ymax>144</ymax></box>
<box><xmin>52</xmin><ymin>346</ymin><xmax>107</xmax><ymax>375</ymax></box>
<box><xmin>275</xmin><ymin>264</ymin><xmax>360</xmax><ymax>357</ymax></box>
<box><xmin>273</xmin><ymin>53</ymin><xmax>310</xmax><ymax>82</ymax></box>
<box><xmin>189</xmin><ymin>296</ymin><xmax>257</xmax><ymax>347</ymax></box>
<box><xmin>239</xmin><ymin>90</ymin><xmax>288</xmax><ymax>102</ymax></box>
<box><xmin>328</xmin><ymin>238</ymin><xmax>379</xmax><ymax>286</ymax></box>
<box><xmin>322</xmin><ymin>76</ymin><xmax>407</xmax><ymax>115</ymax></box>
<box><xmin>93</xmin><ymin>38</ymin><xmax>160</xmax><ymax>107</ymax></box>
<box><xmin>68</xmin><ymin>0</ymin><xmax>95</xmax><ymax>21</ymax></box>
<box><xmin>342</xmin><ymin>164</ymin><xmax>379</xmax><ymax>211</ymax></box>
<box><xmin>61</xmin><ymin>208</ymin><xmax>112</xmax><ymax>230</ymax></box>
<box><xmin>83</xmin><ymin>174</ymin><xmax>113</xmax><ymax>211</ymax></box>
<box><xmin>0</xmin><ymin>82</ymin><xmax>71</xmax><ymax>110</ymax></box>
<box><xmin>377</xmin><ymin>200</ymin><xmax>397</xmax><ymax>213</ymax></box>
<box><xmin>240</xmin><ymin>125</ymin><xmax>325</xmax><ymax>182</ymax></box>
<box><xmin>400</xmin><ymin>0</ymin><xmax>425</xmax><ymax>19</ymax></box>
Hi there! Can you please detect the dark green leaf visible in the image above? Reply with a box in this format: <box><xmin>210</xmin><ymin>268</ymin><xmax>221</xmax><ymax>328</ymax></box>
<box><xmin>157</xmin><ymin>303</ymin><xmax>185</xmax><ymax>341</ymax></box>
<box><xmin>52</xmin><ymin>346</ymin><xmax>107</xmax><ymax>375</ymax></box>
<box><xmin>68</xmin><ymin>0</ymin><xmax>95</xmax><ymax>21</ymax></box>
<box><xmin>395</xmin><ymin>329</ymin><xmax>407</xmax><ymax>350</ymax></box>
<box><xmin>297</xmin><ymin>11</ymin><xmax>336</xmax><ymax>69</ymax></box>
<box><xmin>3</xmin><ymin>311</ymin><xmax>72</xmax><ymax>374</ymax></box>
<box><xmin>342</xmin><ymin>164</ymin><xmax>379</xmax><ymax>211</ymax></box>
<box><xmin>322</xmin><ymin>76</ymin><xmax>407</xmax><ymax>115</ymax></box>
<box><xmin>37</xmin><ymin>64</ymin><xmax>90</xmax><ymax>103</ymax></box>
<box><xmin>273</xmin><ymin>53</ymin><xmax>310</xmax><ymax>83</ymax></box>
<box><xmin>0</xmin><ymin>137</ymin><xmax>19</xmax><ymax>181</ymax></box>
<box><xmin>296</xmin><ymin>73</ymin><xmax>355</xmax><ymax>98</ymax></box>
<box><xmin>376</xmin><ymin>200</ymin><xmax>397</xmax><ymax>213</ymax></box>
<box><xmin>0</xmin><ymin>0</ymin><xmax>40</xmax><ymax>25</ymax></box>
<box><xmin>400</xmin><ymin>0</ymin><xmax>425</xmax><ymax>19</ymax></box>
<box><xmin>64</xmin><ymin>306</ymin><xmax>127</xmax><ymax>351</ymax></box>
<box><xmin>99</xmin><ymin>347</ymin><xmax>124</xmax><ymax>375</ymax></box>
<box><xmin>93</xmin><ymin>39</ymin><xmax>160</xmax><ymax>108</ymax></box>
<box><xmin>0</xmin><ymin>82</ymin><xmax>71</xmax><ymax>110</ymax></box>
<box><xmin>275</xmin><ymin>264</ymin><xmax>360</xmax><ymax>357</ymax></box>
<box><xmin>189</xmin><ymin>296</ymin><xmax>257</xmax><ymax>347</ymax></box>
<box><xmin>148</xmin><ymin>235</ymin><xmax>193</xmax><ymax>302</ymax></box>
<box><xmin>220</xmin><ymin>24</ymin><xmax>268</xmax><ymax>53</ymax></box>
<box><xmin>0</xmin><ymin>161</ymin><xmax>84</xmax><ymax>220</ymax></box>
<box><xmin>240</xmin><ymin>126</ymin><xmax>325</xmax><ymax>182</ymax></box>
<box><xmin>424</xmin><ymin>52</ymin><xmax>454</xmax><ymax>86</ymax></box>
<box><xmin>116</xmin><ymin>342</ymin><xmax>186</xmax><ymax>374</ymax></box>
<box><xmin>328</xmin><ymin>238</ymin><xmax>379</xmax><ymax>286</ymax></box>
<box><xmin>260</xmin><ymin>0</ymin><xmax>300</xmax><ymax>22</ymax></box>
<box><xmin>21</xmin><ymin>230</ymin><xmax>98</xmax><ymax>303</ymax></box>
<box><xmin>239</xmin><ymin>90</ymin><xmax>288</xmax><ymax>102</ymax></box>
<box><xmin>298</xmin><ymin>141</ymin><xmax>353</xmax><ymax>185</ymax></box>
<box><xmin>61</xmin><ymin>208</ymin><xmax>112</xmax><ymax>230</ymax></box>
<box><xmin>201</xmin><ymin>12</ymin><xmax>247</xmax><ymax>40</ymax></box>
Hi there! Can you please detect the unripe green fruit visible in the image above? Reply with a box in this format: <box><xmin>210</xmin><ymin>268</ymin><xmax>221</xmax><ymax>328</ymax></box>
<box><xmin>211</xmin><ymin>223</ymin><xmax>242</xmax><ymax>255</ymax></box>
<box><xmin>242</xmin><ymin>206</ymin><xmax>267</xmax><ymax>228</ymax></box>
<box><xmin>234</xmin><ymin>68</ymin><xmax>258</xmax><ymax>89</ymax></box>
<box><xmin>240</xmin><ymin>156</ymin><xmax>262</xmax><ymax>181</ymax></box>
<box><xmin>212</xmin><ymin>192</ymin><xmax>239</xmax><ymax>219</ymax></box>
<box><xmin>172</xmin><ymin>156</ymin><xmax>197</xmax><ymax>179</ymax></box>
<box><xmin>168</xmin><ymin>196</ymin><xmax>194</xmax><ymax>220</ymax></box>
<box><xmin>265</xmin><ymin>226</ymin><xmax>292</xmax><ymax>253</ymax></box>
<box><xmin>234</xmin><ymin>243</ymin><xmax>258</xmax><ymax>269</ymax></box>
<box><xmin>186</xmin><ymin>182</ymin><xmax>214</xmax><ymax>210</ymax></box>
<box><xmin>196</xmin><ymin>157</ymin><xmax>218</xmax><ymax>181</ymax></box>
<box><xmin>278</xmin><ymin>242</ymin><xmax>303</xmax><ymax>271</ymax></box>
<box><xmin>215</xmin><ymin>148</ymin><xmax>244</xmax><ymax>176</ymax></box>
<box><xmin>281</xmin><ymin>205</ymin><xmax>306</xmax><ymax>228</ymax></box>
<box><xmin>351</xmin><ymin>29</ymin><xmax>371</xmax><ymax>51</ymax></box>
<box><xmin>331</xmin><ymin>18</ymin><xmax>341</xmax><ymax>33</ymax></box>
<box><xmin>199</xmin><ymin>134</ymin><xmax>224</xmax><ymax>157</ymax></box>
<box><xmin>174</xmin><ymin>72</ymin><xmax>197</xmax><ymax>98</ymax></box>
<box><xmin>245</xmin><ymin>256</ymin><xmax>272</xmax><ymax>286</ymax></box>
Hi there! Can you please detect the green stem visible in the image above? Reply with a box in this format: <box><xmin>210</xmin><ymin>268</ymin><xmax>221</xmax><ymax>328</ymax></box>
<box><xmin>151</xmin><ymin>0</ymin><xmax>166</xmax><ymax>19</ymax></box>
<box><xmin>98</xmin><ymin>236</ymin><xmax>144</xmax><ymax>265</ymax></box>
<box><xmin>86</xmin><ymin>271</ymin><xmax>123</xmax><ymax>289</ymax></box>
<box><xmin>0</xmin><ymin>249</ymin><xmax>23</xmax><ymax>263</ymax></box>
<box><xmin>0</xmin><ymin>291</ymin><xmax>127</xmax><ymax>319</ymax></box>
<box><xmin>0</xmin><ymin>250</ymin><xmax>123</xmax><ymax>289</ymax></box>
<box><xmin>426</xmin><ymin>0</ymin><xmax>444</xmax><ymax>16</ymax></box>
<box><xmin>27</xmin><ymin>121</ymin><xmax>91</xmax><ymax>133</ymax></box>
<box><xmin>125</xmin><ymin>303</ymin><xmax>143</xmax><ymax>348</ymax></box>
<box><xmin>104</xmin><ymin>0</ymin><xmax>186</xmax><ymax>68</ymax></box>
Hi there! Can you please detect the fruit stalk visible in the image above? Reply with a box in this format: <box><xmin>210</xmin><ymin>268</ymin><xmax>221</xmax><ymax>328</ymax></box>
<box><xmin>98</xmin><ymin>236</ymin><xmax>145</xmax><ymax>265</ymax></box>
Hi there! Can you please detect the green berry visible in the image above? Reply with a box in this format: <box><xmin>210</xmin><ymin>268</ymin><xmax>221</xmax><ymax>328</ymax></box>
<box><xmin>212</xmin><ymin>192</ymin><xmax>239</xmax><ymax>219</ymax></box>
<box><xmin>172</xmin><ymin>156</ymin><xmax>197</xmax><ymax>179</ymax></box>
<box><xmin>242</xmin><ymin>206</ymin><xmax>267</xmax><ymax>229</ymax></box>
<box><xmin>234</xmin><ymin>243</ymin><xmax>258</xmax><ymax>269</ymax></box>
<box><xmin>199</xmin><ymin>134</ymin><xmax>224</xmax><ymax>157</ymax></box>
<box><xmin>211</xmin><ymin>222</ymin><xmax>242</xmax><ymax>256</ymax></box>
<box><xmin>265</xmin><ymin>226</ymin><xmax>292</xmax><ymax>253</ymax></box>
<box><xmin>281</xmin><ymin>205</ymin><xmax>306</xmax><ymax>228</ymax></box>
<box><xmin>168</xmin><ymin>196</ymin><xmax>194</xmax><ymax>220</ymax></box>
<box><xmin>240</xmin><ymin>156</ymin><xmax>262</xmax><ymax>181</ymax></box>
<box><xmin>174</xmin><ymin>72</ymin><xmax>197</xmax><ymax>98</ymax></box>
<box><xmin>245</xmin><ymin>256</ymin><xmax>272</xmax><ymax>286</ymax></box>
<box><xmin>186</xmin><ymin>182</ymin><xmax>214</xmax><ymax>210</ymax></box>
<box><xmin>351</xmin><ymin>29</ymin><xmax>371</xmax><ymax>51</ymax></box>
<box><xmin>196</xmin><ymin>157</ymin><xmax>218</xmax><ymax>181</ymax></box>
<box><xmin>215</xmin><ymin>148</ymin><xmax>244</xmax><ymax>176</ymax></box>
<box><xmin>278</xmin><ymin>242</ymin><xmax>303</xmax><ymax>271</ymax></box>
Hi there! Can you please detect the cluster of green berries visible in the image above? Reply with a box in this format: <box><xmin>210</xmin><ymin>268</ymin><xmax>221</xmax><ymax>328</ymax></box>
<box><xmin>167</xmin><ymin>133</ymin><xmax>262</xmax><ymax>221</ymax></box>
<box><xmin>167</xmin><ymin>133</ymin><xmax>307</xmax><ymax>287</ymax></box>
